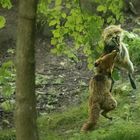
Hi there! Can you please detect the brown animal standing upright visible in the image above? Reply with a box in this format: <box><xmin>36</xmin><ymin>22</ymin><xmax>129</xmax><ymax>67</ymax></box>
<box><xmin>81</xmin><ymin>50</ymin><xmax>118</xmax><ymax>132</ymax></box>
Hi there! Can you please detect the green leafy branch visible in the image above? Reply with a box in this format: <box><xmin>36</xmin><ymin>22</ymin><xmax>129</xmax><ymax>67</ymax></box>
<box><xmin>0</xmin><ymin>0</ymin><xmax>12</xmax><ymax>29</ymax></box>
<box><xmin>37</xmin><ymin>0</ymin><xmax>124</xmax><ymax>70</ymax></box>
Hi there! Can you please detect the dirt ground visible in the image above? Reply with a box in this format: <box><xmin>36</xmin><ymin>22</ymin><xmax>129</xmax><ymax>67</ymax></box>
<box><xmin>0</xmin><ymin>4</ymin><xmax>92</xmax><ymax>115</ymax></box>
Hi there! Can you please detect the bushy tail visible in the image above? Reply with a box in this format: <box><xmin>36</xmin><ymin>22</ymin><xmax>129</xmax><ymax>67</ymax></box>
<box><xmin>128</xmin><ymin>74</ymin><xmax>136</xmax><ymax>89</ymax></box>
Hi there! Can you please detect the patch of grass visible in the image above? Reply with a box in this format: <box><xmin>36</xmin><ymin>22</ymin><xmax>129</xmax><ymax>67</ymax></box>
<box><xmin>0</xmin><ymin>129</ymin><xmax>15</xmax><ymax>140</ymax></box>
<box><xmin>38</xmin><ymin>106</ymin><xmax>140</xmax><ymax>140</ymax></box>
<box><xmin>38</xmin><ymin>103</ymin><xmax>88</xmax><ymax>140</ymax></box>
<box><xmin>0</xmin><ymin>82</ymin><xmax>140</xmax><ymax>140</ymax></box>
<box><xmin>38</xmin><ymin>82</ymin><xmax>140</xmax><ymax>140</ymax></box>
<box><xmin>70</xmin><ymin>122</ymin><xmax>140</xmax><ymax>140</ymax></box>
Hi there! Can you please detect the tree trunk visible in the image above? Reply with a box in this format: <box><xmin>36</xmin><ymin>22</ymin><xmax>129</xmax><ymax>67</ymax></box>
<box><xmin>15</xmin><ymin>0</ymin><xmax>38</xmax><ymax>140</ymax></box>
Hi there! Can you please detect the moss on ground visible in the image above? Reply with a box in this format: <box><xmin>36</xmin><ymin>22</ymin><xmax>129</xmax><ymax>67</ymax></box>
<box><xmin>0</xmin><ymin>129</ymin><xmax>15</xmax><ymax>140</ymax></box>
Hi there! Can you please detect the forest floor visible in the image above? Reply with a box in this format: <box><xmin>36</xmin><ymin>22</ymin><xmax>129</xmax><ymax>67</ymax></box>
<box><xmin>0</xmin><ymin>3</ymin><xmax>92</xmax><ymax>120</ymax></box>
<box><xmin>0</xmin><ymin>3</ymin><xmax>140</xmax><ymax>140</ymax></box>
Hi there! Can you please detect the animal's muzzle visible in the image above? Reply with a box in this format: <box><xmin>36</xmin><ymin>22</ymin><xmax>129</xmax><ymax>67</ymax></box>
<box><xmin>112</xmin><ymin>35</ymin><xmax>120</xmax><ymax>48</ymax></box>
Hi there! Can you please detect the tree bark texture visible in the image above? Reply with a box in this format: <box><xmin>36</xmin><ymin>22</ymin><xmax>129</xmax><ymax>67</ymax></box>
<box><xmin>15</xmin><ymin>0</ymin><xmax>38</xmax><ymax>140</ymax></box>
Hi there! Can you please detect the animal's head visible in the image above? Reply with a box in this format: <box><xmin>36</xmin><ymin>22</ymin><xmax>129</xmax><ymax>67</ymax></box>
<box><xmin>102</xmin><ymin>25</ymin><xmax>123</xmax><ymax>52</ymax></box>
<box><xmin>94</xmin><ymin>50</ymin><xmax>118</xmax><ymax>75</ymax></box>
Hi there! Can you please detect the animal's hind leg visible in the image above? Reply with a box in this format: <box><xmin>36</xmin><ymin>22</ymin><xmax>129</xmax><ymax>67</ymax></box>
<box><xmin>81</xmin><ymin>103</ymin><xmax>100</xmax><ymax>132</ymax></box>
<box><xmin>101</xmin><ymin>93</ymin><xmax>117</xmax><ymax>120</ymax></box>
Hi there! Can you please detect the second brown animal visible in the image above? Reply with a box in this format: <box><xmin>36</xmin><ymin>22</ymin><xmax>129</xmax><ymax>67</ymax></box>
<box><xmin>81</xmin><ymin>50</ymin><xmax>118</xmax><ymax>132</ymax></box>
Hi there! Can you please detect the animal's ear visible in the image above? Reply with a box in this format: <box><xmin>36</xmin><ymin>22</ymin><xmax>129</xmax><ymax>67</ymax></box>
<box><xmin>94</xmin><ymin>62</ymin><xmax>99</xmax><ymax>67</ymax></box>
<box><xmin>94</xmin><ymin>59</ymin><xmax>101</xmax><ymax>67</ymax></box>
<box><xmin>117</xmin><ymin>24</ymin><xmax>121</xmax><ymax>28</ymax></box>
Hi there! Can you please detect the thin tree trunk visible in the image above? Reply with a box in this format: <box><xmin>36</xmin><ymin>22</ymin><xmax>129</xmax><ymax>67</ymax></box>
<box><xmin>15</xmin><ymin>0</ymin><xmax>38</xmax><ymax>140</ymax></box>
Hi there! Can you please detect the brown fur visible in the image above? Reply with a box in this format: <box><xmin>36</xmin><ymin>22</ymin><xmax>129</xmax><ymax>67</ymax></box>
<box><xmin>94</xmin><ymin>50</ymin><xmax>118</xmax><ymax>75</ymax></box>
<box><xmin>81</xmin><ymin>50</ymin><xmax>117</xmax><ymax>132</ymax></box>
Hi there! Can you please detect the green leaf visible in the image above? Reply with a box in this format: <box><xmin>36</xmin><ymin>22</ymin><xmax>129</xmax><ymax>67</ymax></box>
<box><xmin>88</xmin><ymin>63</ymin><xmax>93</xmax><ymax>70</ymax></box>
<box><xmin>49</xmin><ymin>20</ymin><xmax>58</xmax><ymax>26</ymax></box>
<box><xmin>55</xmin><ymin>0</ymin><xmax>62</xmax><ymax>6</ymax></box>
<box><xmin>53</xmin><ymin>30</ymin><xmax>60</xmax><ymax>38</ymax></box>
<box><xmin>87</xmin><ymin>57</ymin><xmax>93</xmax><ymax>64</ymax></box>
<box><xmin>51</xmin><ymin>48</ymin><xmax>58</xmax><ymax>54</ymax></box>
<box><xmin>107</xmin><ymin>16</ymin><xmax>113</xmax><ymax>23</ymax></box>
<box><xmin>97</xmin><ymin>5</ymin><xmax>107</xmax><ymax>12</ymax></box>
<box><xmin>0</xmin><ymin>0</ymin><xmax>12</xmax><ymax>9</ymax></box>
<box><xmin>51</xmin><ymin>38</ymin><xmax>57</xmax><ymax>45</ymax></box>
<box><xmin>111</xmin><ymin>18</ymin><xmax>116</xmax><ymax>24</ymax></box>
<box><xmin>75</xmin><ymin>16</ymin><xmax>82</xmax><ymax>24</ymax></box>
<box><xmin>1</xmin><ymin>100</ymin><xmax>15</xmax><ymax>112</ymax></box>
<box><xmin>2</xmin><ymin>85</ymin><xmax>15</xmax><ymax>98</ymax></box>
<box><xmin>48</xmin><ymin>0</ymin><xmax>52</xmax><ymax>4</ymax></box>
<box><xmin>66</xmin><ymin>3</ymin><xmax>71</xmax><ymax>9</ymax></box>
<box><xmin>120</xmin><ymin>15</ymin><xmax>124</xmax><ymax>23</ymax></box>
<box><xmin>62</xmin><ymin>13</ymin><xmax>66</xmax><ymax>18</ymax></box>
<box><xmin>0</xmin><ymin>16</ymin><xmax>6</xmax><ymax>29</ymax></box>
<box><xmin>83</xmin><ymin>47</ymin><xmax>92</xmax><ymax>55</ymax></box>
<box><xmin>2</xmin><ymin>60</ymin><xmax>13</xmax><ymax>68</ymax></box>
